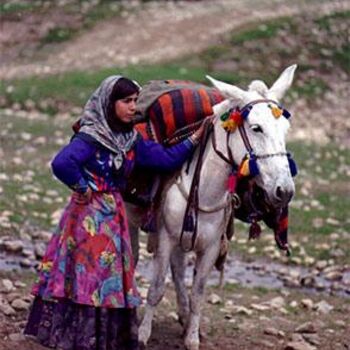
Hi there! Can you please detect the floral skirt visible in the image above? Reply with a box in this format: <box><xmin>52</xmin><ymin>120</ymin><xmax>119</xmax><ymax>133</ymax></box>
<box><xmin>32</xmin><ymin>190</ymin><xmax>141</xmax><ymax>308</ymax></box>
<box><xmin>24</xmin><ymin>296</ymin><xmax>139</xmax><ymax>350</ymax></box>
<box><xmin>25</xmin><ymin>191</ymin><xmax>141</xmax><ymax>349</ymax></box>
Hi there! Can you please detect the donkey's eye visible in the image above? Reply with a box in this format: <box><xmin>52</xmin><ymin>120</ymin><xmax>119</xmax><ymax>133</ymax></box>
<box><xmin>250</xmin><ymin>124</ymin><xmax>263</xmax><ymax>133</ymax></box>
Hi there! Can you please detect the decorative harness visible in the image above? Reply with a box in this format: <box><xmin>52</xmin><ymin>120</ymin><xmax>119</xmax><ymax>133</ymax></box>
<box><xmin>179</xmin><ymin>99</ymin><xmax>297</xmax><ymax>254</ymax></box>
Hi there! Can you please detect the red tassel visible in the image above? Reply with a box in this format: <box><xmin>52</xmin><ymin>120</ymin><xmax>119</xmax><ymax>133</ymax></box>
<box><xmin>227</xmin><ymin>173</ymin><xmax>237</xmax><ymax>193</ymax></box>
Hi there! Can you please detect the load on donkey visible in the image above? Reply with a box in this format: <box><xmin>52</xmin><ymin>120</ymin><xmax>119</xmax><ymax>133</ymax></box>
<box><xmin>126</xmin><ymin>77</ymin><xmax>295</xmax><ymax>269</ymax></box>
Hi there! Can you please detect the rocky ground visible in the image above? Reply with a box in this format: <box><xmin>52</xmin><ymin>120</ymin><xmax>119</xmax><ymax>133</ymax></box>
<box><xmin>0</xmin><ymin>1</ymin><xmax>349</xmax><ymax>349</ymax></box>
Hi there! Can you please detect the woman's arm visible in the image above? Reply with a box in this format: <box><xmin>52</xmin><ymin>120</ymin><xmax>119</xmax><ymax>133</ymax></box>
<box><xmin>51</xmin><ymin>136</ymin><xmax>96</xmax><ymax>193</ymax></box>
<box><xmin>134</xmin><ymin>138</ymin><xmax>196</xmax><ymax>173</ymax></box>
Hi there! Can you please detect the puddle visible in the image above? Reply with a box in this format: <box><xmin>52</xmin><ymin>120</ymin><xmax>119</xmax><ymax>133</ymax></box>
<box><xmin>1</xmin><ymin>249</ymin><xmax>349</xmax><ymax>298</ymax></box>
<box><xmin>138</xmin><ymin>255</ymin><xmax>350</xmax><ymax>298</ymax></box>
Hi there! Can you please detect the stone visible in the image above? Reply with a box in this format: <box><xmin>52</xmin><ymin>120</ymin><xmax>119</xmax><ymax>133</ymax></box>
<box><xmin>324</xmin><ymin>271</ymin><xmax>342</xmax><ymax>281</ymax></box>
<box><xmin>264</xmin><ymin>327</ymin><xmax>285</xmax><ymax>338</ymax></box>
<box><xmin>34</xmin><ymin>242</ymin><xmax>46</xmax><ymax>259</ymax></box>
<box><xmin>168</xmin><ymin>311</ymin><xmax>179</xmax><ymax>321</ymax></box>
<box><xmin>302</xmin><ymin>334</ymin><xmax>321</xmax><ymax>346</ymax></box>
<box><xmin>207</xmin><ymin>293</ymin><xmax>222</xmax><ymax>305</ymax></box>
<box><xmin>13</xmin><ymin>281</ymin><xmax>26</xmax><ymax>288</ymax></box>
<box><xmin>11</xmin><ymin>298</ymin><xmax>30</xmax><ymax>311</ymax></box>
<box><xmin>295</xmin><ymin>322</ymin><xmax>317</xmax><ymax>334</ymax></box>
<box><xmin>4</xmin><ymin>240</ymin><xmax>24</xmax><ymax>253</ymax></box>
<box><xmin>284</xmin><ymin>341</ymin><xmax>317</xmax><ymax>350</ymax></box>
<box><xmin>6</xmin><ymin>292</ymin><xmax>21</xmax><ymax>303</ymax></box>
<box><xmin>315</xmin><ymin>260</ymin><xmax>327</xmax><ymax>270</ymax></box>
<box><xmin>314</xmin><ymin>300</ymin><xmax>333</xmax><ymax>314</ymax></box>
<box><xmin>300</xmin><ymin>298</ymin><xmax>314</xmax><ymax>309</ymax></box>
<box><xmin>232</xmin><ymin>306</ymin><xmax>253</xmax><ymax>316</ymax></box>
<box><xmin>0</xmin><ymin>303</ymin><xmax>16</xmax><ymax>316</ymax></box>
<box><xmin>8</xmin><ymin>333</ymin><xmax>26</xmax><ymax>342</ymax></box>
<box><xmin>20</xmin><ymin>258</ymin><xmax>33</xmax><ymax>268</ymax></box>
<box><xmin>251</xmin><ymin>303</ymin><xmax>270</xmax><ymax>311</ymax></box>
<box><xmin>1</xmin><ymin>279</ymin><xmax>15</xmax><ymax>292</ymax></box>
<box><xmin>263</xmin><ymin>296</ymin><xmax>286</xmax><ymax>309</ymax></box>
<box><xmin>258</xmin><ymin>339</ymin><xmax>275</xmax><ymax>348</ymax></box>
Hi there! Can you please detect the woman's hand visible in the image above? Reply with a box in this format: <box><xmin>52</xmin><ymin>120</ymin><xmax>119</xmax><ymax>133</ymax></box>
<box><xmin>72</xmin><ymin>187</ymin><xmax>92</xmax><ymax>205</ymax></box>
<box><xmin>190</xmin><ymin>115</ymin><xmax>214</xmax><ymax>145</ymax></box>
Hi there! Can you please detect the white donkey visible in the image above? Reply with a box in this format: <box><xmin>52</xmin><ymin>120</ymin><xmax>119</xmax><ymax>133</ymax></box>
<box><xmin>137</xmin><ymin>65</ymin><xmax>297</xmax><ymax>350</ymax></box>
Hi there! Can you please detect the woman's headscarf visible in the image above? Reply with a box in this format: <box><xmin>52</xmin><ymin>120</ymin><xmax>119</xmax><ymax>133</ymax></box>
<box><xmin>77</xmin><ymin>75</ymin><xmax>139</xmax><ymax>169</ymax></box>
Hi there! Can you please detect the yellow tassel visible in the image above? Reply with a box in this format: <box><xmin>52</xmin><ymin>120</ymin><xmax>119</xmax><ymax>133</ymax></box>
<box><xmin>222</xmin><ymin>119</ymin><xmax>237</xmax><ymax>132</ymax></box>
<box><xmin>271</xmin><ymin>106</ymin><xmax>282</xmax><ymax>118</ymax></box>
<box><xmin>239</xmin><ymin>158</ymin><xmax>250</xmax><ymax>176</ymax></box>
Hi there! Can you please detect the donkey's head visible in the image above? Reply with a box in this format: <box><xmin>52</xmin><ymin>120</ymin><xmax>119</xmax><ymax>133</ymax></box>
<box><xmin>207</xmin><ymin>65</ymin><xmax>297</xmax><ymax>209</ymax></box>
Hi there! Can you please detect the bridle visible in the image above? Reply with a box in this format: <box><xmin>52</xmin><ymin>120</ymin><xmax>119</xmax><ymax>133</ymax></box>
<box><xmin>179</xmin><ymin>98</ymin><xmax>296</xmax><ymax>253</ymax></box>
<box><xmin>211</xmin><ymin>98</ymin><xmax>290</xmax><ymax>170</ymax></box>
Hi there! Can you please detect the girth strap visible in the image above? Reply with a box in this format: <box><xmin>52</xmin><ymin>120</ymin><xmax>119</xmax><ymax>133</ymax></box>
<box><xmin>180</xmin><ymin>118</ymin><xmax>214</xmax><ymax>252</ymax></box>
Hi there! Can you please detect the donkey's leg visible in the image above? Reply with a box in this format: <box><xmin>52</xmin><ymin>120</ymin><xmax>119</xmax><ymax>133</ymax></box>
<box><xmin>139</xmin><ymin>228</ymin><xmax>173</xmax><ymax>346</ymax></box>
<box><xmin>170</xmin><ymin>247</ymin><xmax>190</xmax><ymax>329</ymax></box>
<box><xmin>184</xmin><ymin>242</ymin><xmax>220</xmax><ymax>350</ymax></box>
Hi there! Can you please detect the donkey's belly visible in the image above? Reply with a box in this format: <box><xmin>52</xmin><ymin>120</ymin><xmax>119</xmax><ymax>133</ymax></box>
<box><xmin>162</xmin><ymin>183</ymin><xmax>227</xmax><ymax>251</ymax></box>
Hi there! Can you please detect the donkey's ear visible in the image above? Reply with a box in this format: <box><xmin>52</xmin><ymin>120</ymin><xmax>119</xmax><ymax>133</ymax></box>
<box><xmin>268</xmin><ymin>64</ymin><xmax>297</xmax><ymax>101</ymax></box>
<box><xmin>206</xmin><ymin>75</ymin><xmax>247</xmax><ymax>103</ymax></box>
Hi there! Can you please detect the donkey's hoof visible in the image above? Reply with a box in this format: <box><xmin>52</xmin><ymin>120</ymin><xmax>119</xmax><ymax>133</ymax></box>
<box><xmin>139</xmin><ymin>341</ymin><xmax>147</xmax><ymax>350</ymax></box>
<box><xmin>138</xmin><ymin>326</ymin><xmax>151</xmax><ymax>348</ymax></box>
<box><xmin>184</xmin><ymin>339</ymin><xmax>200</xmax><ymax>350</ymax></box>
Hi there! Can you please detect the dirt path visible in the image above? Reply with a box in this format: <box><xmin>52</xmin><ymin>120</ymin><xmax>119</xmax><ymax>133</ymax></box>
<box><xmin>1</xmin><ymin>0</ymin><xmax>348</xmax><ymax>80</ymax></box>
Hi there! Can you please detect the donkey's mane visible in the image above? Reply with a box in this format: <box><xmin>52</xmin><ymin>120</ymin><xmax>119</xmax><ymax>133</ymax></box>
<box><xmin>248</xmin><ymin>80</ymin><xmax>269</xmax><ymax>97</ymax></box>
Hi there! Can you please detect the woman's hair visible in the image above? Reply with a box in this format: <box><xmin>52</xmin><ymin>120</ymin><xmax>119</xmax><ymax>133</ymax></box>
<box><xmin>106</xmin><ymin>77</ymin><xmax>140</xmax><ymax>129</ymax></box>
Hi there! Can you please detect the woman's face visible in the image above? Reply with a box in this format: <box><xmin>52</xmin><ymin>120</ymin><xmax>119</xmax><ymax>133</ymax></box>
<box><xmin>114</xmin><ymin>92</ymin><xmax>138</xmax><ymax>124</ymax></box>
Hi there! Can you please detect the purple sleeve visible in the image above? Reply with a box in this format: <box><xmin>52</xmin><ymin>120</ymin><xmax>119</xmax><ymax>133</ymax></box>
<box><xmin>135</xmin><ymin>138</ymin><xmax>194</xmax><ymax>172</ymax></box>
<box><xmin>51</xmin><ymin>136</ymin><xmax>96</xmax><ymax>193</ymax></box>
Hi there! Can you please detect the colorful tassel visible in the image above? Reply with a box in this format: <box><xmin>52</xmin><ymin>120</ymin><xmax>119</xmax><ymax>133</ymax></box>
<box><xmin>271</xmin><ymin>106</ymin><xmax>283</xmax><ymax>118</ymax></box>
<box><xmin>222</xmin><ymin>118</ymin><xmax>237</xmax><ymax>132</ymax></box>
<box><xmin>227</xmin><ymin>171</ymin><xmax>237</xmax><ymax>193</ymax></box>
<box><xmin>239</xmin><ymin>156</ymin><xmax>250</xmax><ymax>177</ymax></box>
<box><xmin>221</xmin><ymin>109</ymin><xmax>243</xmax><ymax>132</ymax></box>
<box><xmin>238</xmin><ymin>153</ymin><xmax>260</xmax><ymax>177</ymax></box>
<box><xmin>183</xmin><ymin>213</ymin><xmax>194</xmax><ymax>232</ymax></box>
<box><xmin>241</xmin><ymin>106</ymin><xmax>252</xmax><ymax>119</ymax></box>
<box><xmin>248</xmin><ymin>153</ymin><xmax>260</xmax><ymax>177</ymax></box>
<box><xmin>220</xmin><ymin>111</ymin><xmax>230</xmax><ymax>121</ymax></box>
<box><xmin>283</xmin><ymin>109</ymin><xmax>291</xmax><ymax>119</ymax></box>
<box><xmin>287</xmin><ymin>153</ymin><xmax>298</xmax><ymax>177</ymax></box>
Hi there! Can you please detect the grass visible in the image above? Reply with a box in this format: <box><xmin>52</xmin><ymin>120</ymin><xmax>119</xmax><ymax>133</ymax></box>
<box><xmin>230</xmin><ymin>17</ymin><xmax>295</xmax><ymax>44</ymax></box>
<box><xmin>314</xmin><ymin>10</ymin><xmax>350</xmax><ymax>30</ymax></box>
<box><xmin>1</xmin><ymin>103</ymin><xmax>349</xmax><ymax>268</ymax></box>
<box><xmin>229</xmin><ymin>140</ymin><xmax>350</xmax><ymax>265</ymax></box>
<box><xmin>2</xmin><ymin>10</ymin><xmax>348</xmax><ymax>111</ymax></box>
<box><xmin>0</xmin><ymin>64</ymin><xmax>210</xmax><ymax>114</ymax></box>
<box><xmin>0</xmin><ymin>2</ymin><xmax>38</xmax><ymax>15</ymax></box>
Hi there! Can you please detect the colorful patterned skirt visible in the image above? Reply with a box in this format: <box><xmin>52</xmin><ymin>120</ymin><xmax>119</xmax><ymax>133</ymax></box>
<box><xmin>24</xmin><ymin>190</ymin><xmax>141</xmax><ymax>349</ymax></box>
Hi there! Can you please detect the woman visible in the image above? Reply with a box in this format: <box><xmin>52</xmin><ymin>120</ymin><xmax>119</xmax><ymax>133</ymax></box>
<box><xmin>24</xmin><ymin>75</ymin><xmax>204</xmax><ymax>350</ymax></box>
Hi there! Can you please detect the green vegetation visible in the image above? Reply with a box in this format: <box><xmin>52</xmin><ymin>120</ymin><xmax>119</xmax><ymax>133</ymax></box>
<box><xmin>230</xmin><ymin>17</ymin><xmax>295</xmax><ymax>44</ymax></box>
<box><xmin>42</xmin><ymin>27</ymin><xmax>76</xmax><ymax>44</ymax></box>
<box><xmin>0</xmin><ymin>64</ymin><xmax>209</xmax><ymax>114</ymax></box>
<box><xmin>0</xmin><ymin>1</ymin><xmax>38</xmax><ymax>15</ymax></box>
<box><xmin>314</xmin><ymin>10</ymin><xmax>350</xmax><ymax>29</ymax></box>
<box><xmin>2</xmin><ymin>10</ymin><xmax>348</xmax><ymax>111</ymax></box>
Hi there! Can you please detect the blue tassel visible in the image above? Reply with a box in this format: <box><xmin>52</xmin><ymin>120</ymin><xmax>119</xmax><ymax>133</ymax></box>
<box><xmin>184</xmin><ymin>213</ymin><xmax>194</xmax><ymax>232</ymax></box>
<box><xmin>248</xmin><ymin>153</ymin><xmax>260</xmax><ymax>177</ymax></box>
<box><xmin>283</xmin><ymin>109</ymin><xmax>291</xmax><ymax>119</ymax></box>
<box><xmin>287</xmin><ymin>153</ymin><xmax>298</xmax><ymax>177</ymax></box>
<box><xmin>241</xmin><ymin>106</ymin><xmax>251</xmax><ymax>119</ymax></box>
